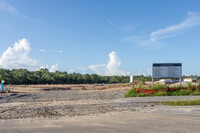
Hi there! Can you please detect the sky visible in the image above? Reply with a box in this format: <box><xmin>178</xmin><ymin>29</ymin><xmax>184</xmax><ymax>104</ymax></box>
<box><xmin>0</xmin><ymin>0</ymin><xmax>200</xmax><ymax>76</ymax></box>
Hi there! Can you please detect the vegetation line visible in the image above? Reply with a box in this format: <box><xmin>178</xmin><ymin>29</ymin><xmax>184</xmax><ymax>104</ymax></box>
<box><xmin>124</xmin><ymin>82</ymin><xmax>200</xmax><ymax>97</ymax></box>
<box><xmin>163</xmin><ymin>99</ymin><xmax>200</xmax><ymax>106</ymax></box>
<box><xmin>0</xmin><ymin>68</ymin><xmax>151</xmax><ymax>84</ymax></box>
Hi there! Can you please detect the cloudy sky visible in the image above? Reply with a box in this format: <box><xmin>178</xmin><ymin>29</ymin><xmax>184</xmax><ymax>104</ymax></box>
<box><xmin>0</xmin><ymin>0</ymin><xmax>200</xmax><ymax>75</ymax></box>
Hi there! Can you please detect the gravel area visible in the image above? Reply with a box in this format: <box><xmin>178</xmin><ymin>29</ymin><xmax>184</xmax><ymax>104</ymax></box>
<box><xmin>0</xmin><ymin>90</ymin><xmax>127</xmax><ymax>103</ymax></box>
<box><xmin>0</xmin><ymin>89</ymin><xmax>200</xmax><ymax>120</ymax></box>
<box><xmin>0</xmin><ymin>90</ymin><xmax>157</xmax><ymax>119</ymax></box>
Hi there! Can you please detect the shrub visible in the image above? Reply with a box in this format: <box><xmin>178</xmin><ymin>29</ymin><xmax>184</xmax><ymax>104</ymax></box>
<box><xmin>169</xmin><ymin>89</ymin><xmax>190</xmax><ymax>96</ymax></box>
<box><xmin>124</xmin><ymin>87</ymin><xmax>136</xmax><ymax>97</ymax></box>
<box><xmin>138</xmin><ymin>79</ymin><xmax>143</xmax><ymax>89</ymax></box>
<box><xmin>191</xmin><ymin>89</ymin><xmax>200</xmax><ymax>95</ymax></box>
<box><xmin>152</xmin><ymin>84</ymin><xmax>168</xmax><ymax>90</ymax></box>
<box><xmin>174</xmin><ymin>84</ymin><xmax>183</xmax><ymax>88</ymax></box>
<box><xmin>137</xmin><ymin>93</ymin><xmax>149</xmax><ymax>97</ymax></box>
<box><xmin>153</xmin><ymin>91</ymin><xmax>167</xmax><ymax>96</ymax></box>
<box><xmin>187</xmin><ymin>82</ymin><xmax>192</xmax><ymax>90</ymax></box>
<box><xmin>197</xmin><ymin>81</ymin><xmax>200</xmax><ymax>88</ymax></box>
<box><xmin>124</xmin><ymin>87</ymin><xmax>149</xmax><ymax>97</ymax></box>
<box><xmin>124</xmin><ymin>83</ymin><xmax>200</xmax><ymax>98</ymax></box>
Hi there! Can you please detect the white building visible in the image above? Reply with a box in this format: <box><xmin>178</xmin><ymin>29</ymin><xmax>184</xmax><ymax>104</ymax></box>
<box><xmin>183</xmin><ymin>77</ymin><xmax>198</xmax><ymax>82</ymax></box>
<box><xmin>159</xmin><ymin>79</ymin><xmax>173</xmax><ymax>84</ymax></box>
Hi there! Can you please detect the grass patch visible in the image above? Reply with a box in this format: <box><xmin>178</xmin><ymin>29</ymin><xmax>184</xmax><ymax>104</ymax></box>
<box><xmin>163</xmin><ymin>99</ymin><xmax>200</xmax><ymax>106</ymax></box>
<box><xmin>151</xmin><ymin>84</ymin><xmax>168</xmax><ymax>90</ymax></box>
<box><xmin>124</xmin><ymin>87</ymin><xmax>149</xmax><ymax>97</ymax></box>
<box><xmin>152</xmin><ymin>91</ymin><xmax>167</xmax><ymax>96</ymax></box>
<box><xmin>167</xmin><ymin>89</ymin><xmax>200</xmax><ymax>96</ymax></box>
<box><xmin>167</xmin><ymin>89</ymin><xmax>191</xmax><ymax>96</ymax></box>
<box><xmin>124</xmin><ymin>87</ymin><xmax>136</xmax><ymax>97</ymax></box>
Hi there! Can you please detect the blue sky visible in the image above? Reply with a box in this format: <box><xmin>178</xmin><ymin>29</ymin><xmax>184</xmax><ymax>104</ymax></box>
<box><xmin>0</xmin><ymin>0</ymin><xmax>200</xmax><ymax>76</ymax></box>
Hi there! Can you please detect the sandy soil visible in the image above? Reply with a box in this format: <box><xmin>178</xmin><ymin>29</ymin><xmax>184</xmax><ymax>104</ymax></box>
<box><xmin>0</xmin><ymin>86</ymin><xmax>200</xmax><ymax>119</ymax></box>
<box><xmin>0</xmin><ymin>84</ymin><xmax>200</xmax><ymax>132</ymax></box>
<box><xmin>4</xmin><ymin>83</ymin><xmax>132</xmax><ymax>93</ymax></box>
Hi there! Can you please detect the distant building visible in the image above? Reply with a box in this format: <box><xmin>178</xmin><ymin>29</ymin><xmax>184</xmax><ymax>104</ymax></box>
<box><xmin>183</xmin><ymin>77</ymin><xmax>198</xmax><ymax>82</ymax></box>
<box><xmin>159</xmin><ymin>79</ymin><xmax>173</xmax><ymax>84</ymax></box>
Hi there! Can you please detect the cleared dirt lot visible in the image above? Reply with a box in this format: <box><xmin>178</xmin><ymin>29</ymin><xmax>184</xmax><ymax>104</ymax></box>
<box><xmin>1</xmin><ymin>112</ymin><xmax>200</xmax><ymax>133</ymax></box>
<box><xmin>0</xmin><ymin>84</ymin><xmax>200</xmax><ymax>132</ymax></box>
<box><xmin>0</xmin><ymin>89</ymin><xmax>143</xmax><ymax>119</ymax></box>
<box><xmin>5</xmin><ymin>83</ymin><xmax>132</xmax><ymax>93</ymax></box>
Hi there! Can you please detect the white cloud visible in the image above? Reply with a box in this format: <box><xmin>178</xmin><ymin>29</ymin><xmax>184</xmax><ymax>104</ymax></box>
<box><xmin>124</xmin><ymin>12</ymin><xmax>200</xmax><ymax>49</ymax></box>
<box><xmin>39</xmin><ymin>49</ymin><xmax>64</xmax><ymax>54</ymax></box>
<box><xmin>106</xmin><ymin>51</ymin><xmax>122</xmax><ymax>75</ymax></box>
<box><xmin>0</xmin><ymin>0</ymin><xmax>18</xmax><ymax>15</ymax></box>
<box><xmin>58</xmin><ymin>50</ymin><xmax>63</xmax><ymax>53</ymax></box>
<box><xmin>40</xmin><ymin>64</ymin><xmax>59</xmax><ymax>72</ymax></box>
<box><xmin>0</xmin><ymin>38</ymin><xmax>59</xmax><ymax>72</ymax></box>
<box><xmin>124</xmin><ymin>34</ymin><xmax>166</xmax><ymax>50</ymax></box>
<box><xmin>150</xmin><ymin>12</ymin><xmax>200</xmax><ymax>41</ymax></box>
<box><xmin>88</xmin><ymin>64</ymin><xmax>106</xmax><ymax>75</ymax></box>
<box><xmin>49</xmin><ymin>63</ymin><xmax>59</xmax><ymax>72</ymax></box>
<box><xmin>88</xmin><ymin>51</ymin><xmax>129</xmax><ymax>76</ymax></box>
<box><xmin>0</xmin><ymin>38</ymin><xmax>39</xmax><ymax>70</ymax></box>
<box><xmin>40</xmin><ymin>64</ymin><xmax>49</xmax><ymax>70</ymax></box>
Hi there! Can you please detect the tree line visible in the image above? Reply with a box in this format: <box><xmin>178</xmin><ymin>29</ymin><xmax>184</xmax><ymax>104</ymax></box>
<box><xmin>0</xmin><ymin>68</ymin><xmax>125</xmax><ymax>84</ymax></box>
<box><xmin>0</xmin><ymin>68</ymin><xmax>154</xmax><ymax>85</ymax></box>
<box><xmin>1</xmin><ymin>68</ymin><xmax>197</xmax><ymax>85</ymax></box>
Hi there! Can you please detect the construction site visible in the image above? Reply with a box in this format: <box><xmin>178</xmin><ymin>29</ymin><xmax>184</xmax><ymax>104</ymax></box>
<box><xmin>0</xmin><ymin>81</ymin><xmax>199</xmax><ymax>132</ymax></box>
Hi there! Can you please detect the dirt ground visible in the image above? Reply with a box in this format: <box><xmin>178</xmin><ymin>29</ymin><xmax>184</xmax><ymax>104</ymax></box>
<box><xmin>0</xmin><ymin>88</ymin><xmax>140</xmax><ymax>119</ymax></box>
<box><xmin>0</xmin><ymin>83</ymin><xmax>200</xmax><ymax>119</ymax></box>
<box><xmin>0</xmin><ymin>84</ymin><xmax>200</xmax><ymax>132</ymax></box>
<box><xmin>4</xmin><ymin>83</ymin><xmax>132</xmax><ymax>93</ymax></box>
<box><xmin>1</xmin><ymin>111</ymin><xmax>200</xmax><ymax>133</ymax></box>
